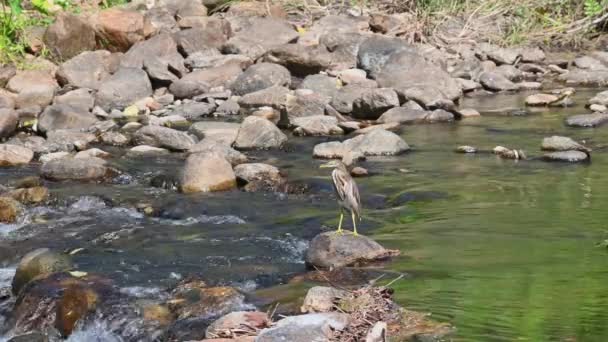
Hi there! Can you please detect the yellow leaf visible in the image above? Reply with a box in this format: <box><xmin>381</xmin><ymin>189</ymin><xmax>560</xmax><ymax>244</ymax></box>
<box><xmin>297</xmin><ymin>26</ymin><xmax>307</xmax><ymax>34</ymax></box>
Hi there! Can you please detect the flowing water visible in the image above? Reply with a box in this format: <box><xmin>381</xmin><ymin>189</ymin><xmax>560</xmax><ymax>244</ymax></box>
<box><xmin>1</xmin><ymin>89</ymin><xmax>608</xmax><ymax>341</ymax></box>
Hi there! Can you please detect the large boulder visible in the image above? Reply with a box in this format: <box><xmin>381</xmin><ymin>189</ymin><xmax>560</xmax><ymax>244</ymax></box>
<box><xmin>0</xmin><ymin>196</ymin><xmax>21</xmax><ymax>223</ymax></box>
<box><xmin>173</xmin><ymin>27</ymin><xmax>228</xmax><ymax>55</ymax></box>
<box><xmin>41</xmin><ymin>157</ymin><xmax>110</xmax><ymax>181</ymax></box>
<box><xmin>351</xmin><ymin>88</ymin><xmax>399</xmax><ymax>120</ymax></box>
<box><xmin>589</xmin><ymin>90</ymin><xmax>608</xmax><ymax>106</ymax></box>
<box><xmin>313</xmin><ymin>129</ymin><xmax>409</xmax><ymax>159</ymax></box>
<box><xmin>305</xmin><ymin>232</ymin><xmax>400</xmax><ymax>269</ymax></box>
<box><xmin>38</xmin><ymin>104</ymin><xmax>98</xmax><ymax>134</ymax></box>
<box><xmin>206</xmin><ymin>311</ymin><xmax>269</xmax><ymax>339</ymax></box>
<box><xmin>0</xmin><ymin>89</ymin><xmax>16</xmax><ymax>109</ymax></box>
<box><xmin>299</xmin><ymin>74</ymin><xmax>340</xmax><ymax>99</ymax></box>
<box><xmin>95</xmin><ymin>8</ymin><xmax>149</xmax><ymax>51</ymax></box>
<box><xmin>11</xmin><ymin>248</ymin><xmax>72</xmax><ymax>296</ymax></box>
<box><xmin>188</xmin><ymin>121</ymin><xmax>240</xmax><ymax>145</ymax></box>
<box><xmin>292</xmin><ymin>116</ymin><xmax>343</xmax><ymax>136</ymax></box>
<box><xmin>565</xmin><ymin>113</ymin><xmax>608</xmax><ymax>127</ymax></box>
<box><xmin>181</xmin><ymin>153</ymin><xmax>236</xmax><ymax>193</ymax></box>
<box><xmin>44</xmin><ymin>12</ymin><xmax>96</xmax><ymax>60</ymax></box>
<box><xmin>264</xmin><ymin>44</ymin><xmax>332</xmax><ymax>76</ymax></box>
<box><xmin>330</xmin><ymin>85</ymin><xmax>370</xmax><ymax>114</ymax></box>
<box><xmin>170</xmin><ymin>64</ymin><xmax>242</xmax><ymax>98</ymax></box>
<box><xmin>256</xmin><ymin>313</ymin><xmax>350</xmax><ymax>342</ymax></box>
<box><xmin>96</xmin><ymin>68</ymin><xmax>153</xmax><ymax>111</ymax></box>
<box><xmin>231</xmin><ymin>63</ymin><xmax>291</xmax><ymax>96</ymax></box>
<box><xmin>0</xmin><ymin>144</ymin><xmax>34</xmax><ymax>166</ymax></box>
<box><xmin>558</xmin><ymin>69</ymin><xmax>608</xmax><ymax>86</ymax></box>
<box><xmin>285</xmin><ymin>89</ymin><xmax>328</xmax><ymax>121</ymax></box>
<box><xmin>0</xmin><ymin>108</ymin><xmax>18</xmax><ymax>138</ymax></box>
<box><xmin>357</xmin><ymin>35</ymin><xmax>415</xmax><ymax>77</ymax></box>
<box><xmin>233</xmin><ymin>163</ymin><xmax>282</xmax><ymax>186</ymax></box>
<box><xmin>301</xmin><ymin>286</ymin><xmax>349</xmax><ymax>313</ymax></box>
<box><xmin>378</xmin><ymin>107</ymin><xmax>454</xmax><ymax>124</ymax></box>
<box><xmin>189</xmin><ymin>140</ymin><xmax>247</xmax><ymax>165</ymax></box>
<box><xmin>121</xmin><ymin>33</ymin><xmax>183</xmax><ymax>68</ymax></box>
<box><xmin>233</xmin><ymin>116</ymin><xmax>287</xmax><ymax>149</ymax></box>
<box><xmin>133</xmin><ymin>125</ymin><xmax>196</xmax><ymax>151</ymax></box>
<box><xmin>56</xmin><ymin>50</ymin><xmax>120</xmax><ymax>90</ymax></box>
<box><xmin>46</xmin><ymin>130</ymin><xmax>97</xmax><ymax>152</ymax></box>
<box><xmin>541</xmin><ymin>136</ymin><xmax>590</xmax><ymax>152</ymax></box>
<box><xmin>479</xmin><ymin>71</ymin><xmax>517</xmax><ymax>91</ymax></box>
<box><xmin>223</xmin><ymin>17</ymin><xmax>298</xmax><ymax>60</ymax></box>
<box><xmin>238</xmin><ymin>86</ymin><xmax>290</xmax><ymax>110</ymax></box>
<box><xmin>542</xmin><ymin>151</ymin><xmax>589</xmax><ymax>163</ymax></box>
<box><xmin>7</xmin><ymin>70</ymin><xmax>58</xmax><ymax>109</ymax></box>
<box><xmin>53</xmin><ymin>89</ymin><xmax>95</xmax><ymax>112</ymax></box>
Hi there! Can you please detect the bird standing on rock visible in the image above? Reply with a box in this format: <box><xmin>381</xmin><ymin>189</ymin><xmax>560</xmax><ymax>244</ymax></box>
<box><xmin>320</xmin><ymin>159</ymin><xmax>362</xmax><ymax>236</ymax></box>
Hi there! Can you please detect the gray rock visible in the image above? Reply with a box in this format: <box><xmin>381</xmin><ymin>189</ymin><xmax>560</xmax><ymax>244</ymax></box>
<box><xmin>7</xmin><ymin>134</ymin><xmax>48</xmax><ymax>154</ymax></box>
<box><xmin>206</xmin><ymin>311</ymin><xmax>269</xmax><ymax>339</ymax></box>
<box><xmin>38</xmin><ymin>105</ymin><xmax>98</xmax><ymax>134</ymax></box>
<box><xmin>0</xmin><ymin>108</ymin><xmax>18</xmax><ymax>139</ymax></box>
<box><xmin>41</xmin><ymin>157</ymin><xmax>109</xmax><ymax>181</ymax></box>
<box><xmin>496</xmin><ymin>64</ymin><xmax>523</xmax><ymax>82</ymax></box>
<box><xmin>185</xmin><ymin>49</ymin><xmax>252</xmax><ymax>70</ymax></box>
<box><xmin>565</xmin><ymin>113</ymin><xmax>608</xmax><ymax>127</ymax></box>
<box><xmin>234</xmin><ymin>116</ymin><xmax>287</xmax><ymax>149</ymax></box>
<box><xmin>299</xmin><ymin>74</ymin><xmax>341</xmax><ymax>99</ymax></box>
<box><xmin>519</xmin><ymin>47</ymin><xmax>545</xmax><ymax>63</ymax></box>
<box><xmin>121</xmin><ymin>34</ymin><xmax>186</xmax><ymax>77</ymax></box>
<box><xmin>181</xmin><ymin>153</ymin><xmax>237</xmax><ymax>193</ymax></box>
<box><xmin>96</xmin><ymin>68</ymin><xmax>153</xmax><ymax>111</ymax></box>
<box><xmin>7</xmin><ymin>70</ymin><xmax>58</xmax><ymax>109</ymax></box>
<box><xmin>231</xmin><ymin>63</ymin><xmax>291</xmax><ymax>96</ymax></box>
<box><xmin>313</xmin><ymin>129</ymin><xmax>409</xmax><ymax>158</ymax></box>
<box><xmin>46</xmin><ymin>130</ymin><xmax>97</xmax><ymax>152</ymax></box>
<box><xmin>541</xmin><ymin>136</ymin><xmax>590</xmax><ymax>152</ymax></box>
<box><xmin>479</xmin><ymin>71</ymin><xmax>517</xmax><ymax>91</ymax></box>
<box><xmin>0</xmin><ymin>65</ymin><xmax>16</xmax><ymax>88</ymax></box>
<box><xmin>377</xmin><ymin>107</ymin><xmax>454</xmax><ymax>124</ymax></box>
<box><xmin>188</xmin><ymin>121</ymin><xmax>240</xmax><ymax>145</ymax></box>
<box><xmin>170</xmin><ymin>64</ymin><xmax>242</xmax><ymax>98</ymax></box>
<box><xmin>145</xmin><ymin>6</ymin><xmax>178</xmax><ymax>33</ymax></box>
<box><xmin>11</xmin><ymin>248</ymin><xmax>72</xmax><ymax>296</ymax></box>
<box><xmin>305</xmin><ymin>231</ymin><xmax>400</xmax><ymax>268</ymax></box>
<box><xmin>234</xmin><ymin>163</ymin><xmax>282</xmax><ymax>185</ymax></box>
<box><xmin>301</xmin><ymin>286</ymin><xmax>349</xmax><ymax>313</ymax></box>
<box><xmin>589</xmin><ymin>90</ymin><xmax>608</xmax><ymax>106</ymax></box>
<box><xmin>292</xmin><ymin>116</ymin><xmax>343</xmax><ymax>136</ymax></box>
<box><xmin>215</xmin><ymin>99</ymin><xmax>240</xmax><ymax>115</ymax></box>
<box><xmin>170</xmin><ymin>102</ymin><xmax>216</xmax><ymax>120</ymax></box>
<box><xmin>330</xmin><ymin>85</ymin><xmax>369</xmax><ymax>114</ymax></box>
<box><xmin>222</xmin><ymin>17</ymin><xmax>298</xmax><ymax>60</ymax></box>
<box><xmin>256</xmin><ymin>313</ymin><xmax>350</xmax><ymax>342</ymax></box>
<box><xmin>0</xmin><ymin>144</ymin><xmax>34</xmax><ymax>166</ymax></box>
<box><xmin>238</xmin><ymin>86</ymin><xmax>290</xmax><ymax>110</ymax></box>
<box><xmin>75</xmin><ymin>148</ymin><xmax>110</xmax><ymax>159</ymax></box>
<box><xmin>43</xmin><ymin>12</ymin><xmax>96</xmax><ymax>60</ymax></box>
<box><xmin>357</xmin><ymin>35</ymin><xmax>415</xmax><ymax>77</ymax></box>
<box><xmin>574</xmin><ymin>56</ymin><xmax>607</xmax><ymax>70</ymax></box>
<box><xmin>456</xmin><ymin>145</ymin><xmax>477</xmax><ymax>153</ymax></box>
<box><xmin>319</xmin><ymin>31</ymin><xmax>366</xmax><ymax>71</ymax></box>
<box><xmin>0</xmin><ymin>89</ymin><xmax>16</xmax><ymax>109</ymax></box>
<box><xmin>478</xmin><ymin>43</ymin><xmax>520</xmax><ymax>65</ymax></box>
<box><xmin>100</xmin><ymin>131</ymin><xmax>130</xmax><ymax>146</ymax></box>
<box><xmin>558</xmin><ymin>69</ymin><xmax>608</xmax><ymax>86</ymax></box>
<box><xmin>56</xmin><ymin>50</ymin><xmax>118</xmax><ymax>90</ymax></box>
<box><xmin>127</xmin><ymin>145</ymin><xmax>170</xmax><ymax>156</ymax></box>
<box><xmin>189</xmin><ymin>140</ymin><xmax>247</xmax><ymax>165</ymax></box>
<box><xmin>525</xmin><ymin>93</ymin><xmax>559</xmax><ymax>106</ymax></box>
<box><xmin>53</xmin><ymin>89</ymin><xmax>95</xmax><ymax>111</ymax></box>
<box><xmin>265</xmin><ymin>44</ymin><xmax>332</xmax><ymax>76</ymax></box>
<box><xmin>351</xmin><ymin>88</ymin><xmax>399</xmax><ymax>120</ymax></box>
<box><xmin>133</xmin><ymin>125</ymin><xmax>196</xmax><ymax>151</ymax></box>
<box><xmin>543</xmin><ymin>151</ymin><xmax>589</xmax><ymax>163</ymax></box>
<box><xmin>285</xmin><ymin>90</ymin><xmax>328</xmax><ymax>121</ymax></box>
<box><xmin>173</xmin><ymin>27</ymin><xmax>228</xmax><ymax>55</ymax></box>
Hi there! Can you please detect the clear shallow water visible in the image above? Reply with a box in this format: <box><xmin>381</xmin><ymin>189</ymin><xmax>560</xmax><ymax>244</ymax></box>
<box><xmin>1</xmin><ymin>89</ymin><xmax>608</xmax><ymax>340</ymax></box>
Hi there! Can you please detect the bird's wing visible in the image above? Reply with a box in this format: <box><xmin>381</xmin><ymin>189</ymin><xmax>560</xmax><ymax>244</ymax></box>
<box><xmin>332</xmin><ymin>168</ymin><xmax>348</xmax><ymax>202</ymax></box>
<box><xmin>347</xmin><ymin>177</ymin><xmax>362</xmax><ymax>219</ymax></box>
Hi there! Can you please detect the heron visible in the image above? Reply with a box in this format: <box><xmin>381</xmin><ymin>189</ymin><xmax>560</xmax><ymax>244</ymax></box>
<box><xmin>319</xmin><ymin>159</ymin><xmax>362</xmax><ymax>236</ymax></box>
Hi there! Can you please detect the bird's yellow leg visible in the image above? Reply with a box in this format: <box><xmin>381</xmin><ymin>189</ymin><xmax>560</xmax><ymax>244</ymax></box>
<box><xmin>352</xmin><ymin>211</ymin><xmax>358</xmax><ymax>236</ymax></box>
<box><xmin>337</xmin><ymin>211</ymin><xmax>344</xmax><ymax>234</ymax></box>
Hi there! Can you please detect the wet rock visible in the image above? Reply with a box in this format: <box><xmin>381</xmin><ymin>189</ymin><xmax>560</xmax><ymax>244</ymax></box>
<box><xmin>479</xmin><ymin>71</ymin><xmax>517</xmax><ymax>91</ymax></box>
<box><xmin>96</xmin><ymin>67</ymin><xmax>153</xmax><ymax>111</ymax></box>
<box><xmin>458</xmin><ymin>108</ymin><xmax>480</xmax><ymax>118</ymax></box>
<box><xmin>351</xmin><ymin>88</ymin><xmax>399</xmax><ymax>120</ymax></box>
<box><xmin>0</xmin><ymin>144</ymin><xmax>34</xmax><ymax>166</ymax></box>
<box><xmin>170</xmin><ymin>64</ymin><xmax>242</xmax><ymax>98</ymax></box>
<box><xmin>558</xmin><ymin>69</ymin><xmax>608</xmax><ymax>86</ymax></box>
<box><xmin>75</xmin><ymin>148</ymin><xmax>111</xmax><ymax>159</ymax></box>
<box><xmin>299</xmin><ymin>74</ymin><xmax>341</xmax><ymax>99</ymax></box>
<box><xmin>95</xmin><ymin>8</ymin><xmax>148</xmax><ymax>51</ymax></box>
<box><xmin>525</xmin><ymin>93</ymin><xmax>559</xmax><ymax>106</ymax></box>
<box><xmin>0</xmin><ymin>108</ymin><xmax>18</xmax><ymax>138</ymax></box>
<box><xmin>493</xmin><ymin>146</ymin><xmax>526</xmax><ymax>160</ymax></box>
<box><xmin>565</xmin><ymin>113</ymin><xmax>608</xmax><ymax>127</ymax></box>
<box><xmin>574</xmin><ymin>55</ymin><xmax>607</xmax><ymax>70</ymax></box>
<box><xmin>234</xmin><ymin>116</ymin><xmax>287</xmax><ymax>149</ymax></box>
<box><xmin>231</xmin><ymin>63</ymin><xmax>291</xmax><ymax>96</ymax></box>
<box><xmin>7</xmin><ymin>187</ymin><xmax>49</xmax><ymax>204</ymax></box>
<box><xmin>305</xmin><ymin>232</ymin><xmax>400</xmax><ymax>269</ymax></box>
<box><xmin>11</xmin><ymin>248</ymin><xmax>72</xmax><ymax>295</ymax></box>
<box><xmin>257</xmin><ymin>312</ymin><xmax>350</xmax><ymax>342</ymax></box>
<box><xmin>543</xmin><ymin>151</ymin><xmax>589</xmax><ymax>163</ymax></box>
<box><xmin>314</xmin><ymin>129</ymin><xmax>409</xmax><ymax>159</ymax></box>
<box><xmin>292</xmin><ymin>116</ymin><xmax>343</xmax><ymax>136</ymax></box>
<box><xmin>189</xmin><ymin>140</ymin><xmax>247</xmax><ymax>166</ymax></box>
<box><xmin>37</xmin><ymin>105</ymin><xmax>97</xmax><ymax>134</ymax></box>
<box><xmin>234</xmin><ymin>163</ymin><xmax>282</xmax><ymax>189</ymax></box>
<box><xmin>41</xmin><ymin>157</ymin><xmax>110</xmax><ymax>181</ymax></box>
<box><xmin>46</xmin><ymin>130</ymin><xmax>97</xmax><ymax>152</ymax></box>
<box><xmin>206</xmin><ymin>311</ymin><xmax>269</xmax><ymax>339</ymax></box>
<box><xmin>301</xmin><ymin>286</ymin><xmax>348</xmax><ymax>313</ymax></box>
<box><xmin>133</xmin><ymin>125</ymin><xmax>196</xmax><ymax>151</ymax></box>
<box><xmin>189</xmin><ymin>122</ymin><xmax>240</xmax><ymax>145</ymax></box>
<box><xmin>174</xmin><ymin>27</ymin><xmax>228</xmax><ymax>55</ymax></box>
<box><xmin>44</xmin><ymin>12</ymin><xmax>96</xmax><ymax>60</ymax></box>
<box><xmin>127</xmin><ymin>145</ymin><xmax>170</xmax><ymax>157</ymax></box>
<box><xmin>223</xmin><ymin>17</ymin><xmax>298</xmax><ymax>60</ymax></box>
<box><xmin>56</xmin><ymin>50</ymin><xmax>118</xmax><ymax>90</ymax></box>
<box><xmin>181</xmin><ymin>153</ymin><xmax>237</xmax><ymax>193</ymax></box>
<box><xmin>169</xmin><ymin>280</ymin><xmax>246</xmax><ymax>321</ymax></box>
<box><xmin>377</xmin><ymin>108</ymin><xmax>454</xmax><ymax>124</ymax></box>
<box><xmin>7</xmin><ymin>70</ymin><xmax>58</xmax><ymax>109</ymax></box>
<box><xmin>541</xmin><ymin>136</ymin><xmax>590</xmax><ymax>153</ymax></box>
<box><xmin>0</xmin><ymin>196</ymin><xmax>21</xmax><ymax>223</ymax></box>
<box><xmin>265</xmin><ymin>44</ymin><xmax>332</xmax><ymax>76</ymax></box>
<box><xmin>589</xmin><ymin>90</ymin><xmax>608</xmax><ymax>106</ymax></box>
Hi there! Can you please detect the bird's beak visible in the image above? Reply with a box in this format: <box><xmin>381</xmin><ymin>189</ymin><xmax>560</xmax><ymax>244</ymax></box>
<box><xmin>319</xmin><ymin>162</ymin><xmax>333</xmax><ymax>169</ymax></box>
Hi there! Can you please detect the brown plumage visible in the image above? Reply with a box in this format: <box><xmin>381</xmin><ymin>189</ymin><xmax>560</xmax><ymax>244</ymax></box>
<box><xmin>321</xmin><ymin>160</ymin><xmax>362</xmax><ymax>235</ymax></box>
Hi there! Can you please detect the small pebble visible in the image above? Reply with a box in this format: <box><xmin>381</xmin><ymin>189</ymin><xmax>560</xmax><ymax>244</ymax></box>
<box><xmin>456</xmin><ymin>146</ymin><xmax>477</xmax><ymax>153</ymax></box>
<box><xmin>350</xmin><ymin>166</ymin><xmax>368</xmax><ymax>177</ymax></box>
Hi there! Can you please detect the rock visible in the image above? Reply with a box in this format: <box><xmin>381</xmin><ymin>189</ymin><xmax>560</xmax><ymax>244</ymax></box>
<box><xmin>589</xmin><ymin>90</ymin><xmax>608</xmax><ymax>106</ymax></box>
<box><xmin>0</xmin><ymin>197</ymin><xmax>21</xmax><ymax>223</ymax></box>
<box><xmin>206</xmin><ymin>311</ymin><xmax>270</xmax><ymax>339</ymax></box>
<box><xmin>189</xmin><ymin>140</ymin><xmax>247</xmax><ymax>166</ymax></box>
<box><xmin>75</xmin><ymin>148</ymin><xmax>110</xmax><ymax>159</ymax></box>
<box><xmin>37</xmin><ymin>105</ymin><xmax>98</xmax><ymax>134</ymax></box>
<box><xmin>11</xmin><ymin>248</ymin><xmax>72</xmax><ymax>295</ymax></box>
<box><xmin>519</xmin><ymin>47</ymin><xmax>545</xmax><ymax>63</ymax></box>
<box><xmin>299</xmin><ymin>15</ymin><xmax>368</xmax><ymax>47</ymax></box>
<box><xmin>234</xmin><ymin>163</ymin><xmax>282</xmax><ymax>186</ymax></box>
<box><xmin>223</xmin><ymin>17</ymin><xmax>298</xmax><ymax>60</ymax></box>
<box><xmin>53</xmin><ymin>89</ymin><xmax>95</xmax><ymax>112</ymax></box>
<box><xmin>292</xmin><ymin>116</ymin><xmax>343</xmax><ymax>136</ymax></box>
<box><xmin>100</xmin><ymin>131</ymin><xmax>130</xmax><ymax>146</ymax></box>
<box><xmin>351</xmin><ymin>88</ymin><xmax>399</xmax><ymax>120</ymax></box>
<box><xmin>330</xmin><ymin>85</ymin><xmax>369</xmax><ymax>114</ymax></box>
<box><xmin>95</xmin><ymin>8</ymin><xmax>148</xmax><ymax>51</ymax></box>
<box><xmin>319</xmin><ymin>31</ymin><xmax>366</xmax><ymax>71</ymax></box>
<box><xmin>38</xmin><ymin>152</ymin><xmax>68</xmax><ymax>164</ymax></box>
<box><xmin>543</xmin><ymin>151</ymin><xmax>589</xmax><ymax>163</ymax></box>
<box><xmin>238</xmin><ymin>86</ymin><xmax>290</xmax><ymax>110</ymax></box>
<box><xmin>216</xmin><ymin>99</ymin><xmax>240</xmax><ymax>116</ymax></box>
<box><xmin>169</xmin><ymin>281</ymin><xmax>245</xmax><ymax>321</ymax></box>
<box><xmin>145</xmin><ymin>6</ymin><xmax>177</xmax><ymax>33</ymax></box>
<box><xmin>170</xmin><ymin>64</ymin><xmax>242</xmax><ymax>98</ymax></box>
<box><xmin>188</xmin><ymin>122</ymin><xmax>240</xmax><ymax>145</ymax></box>
<box><xmin>0</xmin><ymin>144</ymin><xmax>34</xmax><ymax>166</ymax></box>
<box><xmin>8</xmin><ymin>70</ymin><xmax>58</xmax><ymax>109</ymax></box>
<box><xmin>478</xmin><ymin>44</ymin><xmax>519</xmax><ymax>65</ymax></box>
<box><xmin>133</xmin><ymin>126</ymin><xmax>196</xmax><ymax>151</ymax></box>
<box><xmin>377</xmin><ymin>108</ymin><xmax>454</xmax><ymax>124</ymax></box>
<box><xmin>226</xmin><ymin>1</ymin><xmax>286</xmax><ymax>17</ymax></box>
<box><xmin>301</xmin><ymin>286</ymin><xmax>348</xmax><ymax>313</ymax></box>
<box><xmin>525</xmin><ymin>93</ymin><xmax>559</xmax><ymax>106</ymax></box>
<box><xmin>0</xmin><ymin>108</ymin><xmax>18</xmax><ymax>138</ymax></box>
<box><xmin>7</xmin><ymin>187</ymin><xmax>49</xmax><ymax>204</ymax></box>
<box><xmin>565</xmin><ymin>113</ymin><xmax>608</xmax><ymax>127</ymax></box>
<box><xmin>234</xmin><ymin>116</ymin><xmax>287</xmax><ymax>149</ymax></box>
<box><xmin>231</xmin><ymin>63</ymin><xmax>291</xmax><ymax>96</ymax></box>
<box><xmin>181</xmin><ymin>153</ymin><xmax>236</xmax><ymax>193</ymax></box>
<box><xmin>185</xmin><ymin>49</ymin><xmax>252</xmax><ymax>70</ymax></box>
<box><xmin>264</xmin><ymin>44</ymin><xmax>332</xmax><ymax>76</ymax></box>
<box><xmin>337</xmin><ymin>68</ymin><xmax>368</xmax><ymax>85</ymax></box>
<box><xmin>251</xmin><ymin>107</ymin><xmax>280</xmax><ymax>124</ymax></box>
<box><xmin>541</xmin><ymin>136</ymin><xmax>590</xmax><ymax>152</ymax></box>
<box><xmin>256</xmin><ymin>313</ymin><xmax>350</xmax><ymax>342</ymax></box>
<box><xmin>7</xmin><ymin>332</ymin><xmax>49</xmax><ymax>342</ymax></box>
<box><xmin>574</xmin><ymin>56</ymin><xmax>607</xmax><ymax>70</ymax></box>
<box><xmin>495</xmin><ymin>64</ymin><xmax>523</xmax><ymax>82</ymax></box>
<box><xmin>41</xmin><ymin>157</ymin><xmax>110</xmax><ymax>181</ymax></box>
<box><xmin>173</xmin><ymin>27</ymin><xmax>228</xmax><ymax>56</ymax></box>
<box><xmin>458</xmin><ymin>108</ymin><xmax>480</xmax><ymax>118</ymax></box>
<box><xmin>56</xmin><ymin>50</ymin><xmax>118</xmax><ymax>90</ymax></box>
<box><xmin>493</xmin><ymin>146</ymin><xmax>526</xmax><ymax>160</ymax></box>
<box><xmin>299</xmin><ymin>74</ymin><xmax>340</xmax><ymax>99</ymax></box>
<box><xmin>44</xmin><ymin>12</ymin><xmax>96</xmax><ymax>60</ymax></box>
<box><xmin>353</xmin><ymin>123</ymin><xmax>401</xmax><ymax>135</ymax></box>
<box><xmin>590</xmin><ymin>104</ymin><xmax>607</xmax><ymax>112</ymax></box>
<box><xmin>170</xmin><ymin>102</ymin><xmax>216</xmax><ymax>120</ymax></box>
<box><xmin>46</xmin><ymin>130</ymin><xmax>96</xmax><ymax>152</ymax></box>
<box><xmin>0</xmin><ymin>65</ymin><xmax>16</xmax><ymax>88</ymax></box>
<box><xmin>456</xmin><ymin>145</ymin><xmax>477</xmax><ymax>153</ymax></box>
<box><xmin>479</xmin><ymin>71</ymin><xmax>517</xmax><ymax>91</ymax></box>
<box><xmin>127</xmin><ymin>145</ymin><xmax>170</xmax><ymax>156</ymax></box>
<box><xmin>121</xmin><ymin>34</ymin><xmax>185</xmax><ymax>77</ymax></box>
<box><xmin>96</xmin><ymin>67</ymin><xmax>153</xmax><ymax>111</ymax></box>
<box><xmin>357</xmin><ymin>36</ymin><xmax>414</xmax><ymax>77</ymax></box>
<box><xmin>285</xmin><ymin>90</ymin><xmax>328</xmax><ymax>121</ymax></box>
<box><xmin>0</xmin><ymin>89</ymin><xmax>16</xmax><ymax>109</ymax></box>
<box><xmin>306</xmin><ymin>232</ymin><xmax>400</xmax><ymax>269</ymax></box>
<box><xmin>558</xmin><ymin>69</ymin><xmax>608</xmax><ymax>86</ymax></box>
<box><xmin>313</xmin><ymin>129</ymin><xmax>409</xmax><ymax>159</ymax></box>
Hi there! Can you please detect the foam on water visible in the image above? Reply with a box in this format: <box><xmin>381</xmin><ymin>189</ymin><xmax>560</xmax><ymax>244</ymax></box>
<box><xmin>153</xmin><ymin>214</ymin><xmax>246</xmax><ymax>226</ymax></box>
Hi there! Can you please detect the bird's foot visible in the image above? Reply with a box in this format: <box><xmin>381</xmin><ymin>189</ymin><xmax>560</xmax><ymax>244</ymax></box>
<box><xmin>335</xmin><ymin>228</ymin><xmax>344</xmax><ymax>235</ymax></box>
<box><xmin>353</xmin><ymin>231</ymin><xmax>359</xmax><ymax>237</ymax></box>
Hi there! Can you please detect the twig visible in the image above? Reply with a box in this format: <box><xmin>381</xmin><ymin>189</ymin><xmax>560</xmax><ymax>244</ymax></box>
<box><xmin>385</xmin><ymin>274</ymin><xmax>404</xmax><ymax>287</ymax></box>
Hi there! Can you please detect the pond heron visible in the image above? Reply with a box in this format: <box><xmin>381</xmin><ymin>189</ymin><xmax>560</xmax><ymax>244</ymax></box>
<box><xmin>319</xmin><ymin>160</ymin><xmax>362</xmax><ymax>236</ymax></box>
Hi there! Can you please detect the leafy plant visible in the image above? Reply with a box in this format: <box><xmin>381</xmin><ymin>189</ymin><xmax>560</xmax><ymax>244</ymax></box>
<box><xmin>584</xmin><ymin>0</ymin><xmax>605</xmax><ymax>17</ymax></box>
